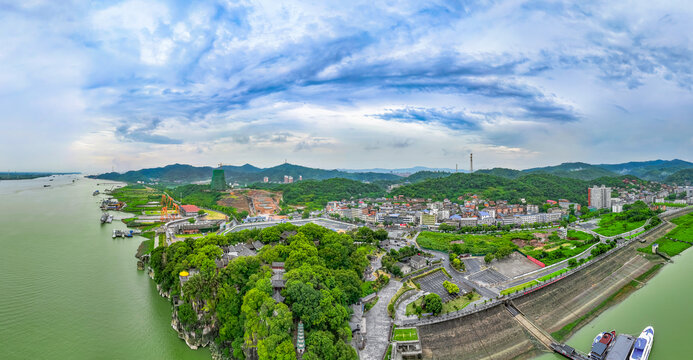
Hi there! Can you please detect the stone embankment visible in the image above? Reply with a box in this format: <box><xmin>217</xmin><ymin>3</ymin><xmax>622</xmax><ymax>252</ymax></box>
<box><xmin>418</xmin><ymin>304</ymin><xmax>540</xmax><ymax>359</ymax></box>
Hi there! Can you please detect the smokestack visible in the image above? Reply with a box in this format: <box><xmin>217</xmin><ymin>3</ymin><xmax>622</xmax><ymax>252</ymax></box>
<box><xmin>470</xmin><ymin>153</ymin><xmax>473</xmax><ymax>173</ymax></box>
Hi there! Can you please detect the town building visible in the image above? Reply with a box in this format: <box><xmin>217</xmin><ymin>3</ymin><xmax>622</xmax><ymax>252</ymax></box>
<box><xmin>420</xmin><ymin>213</ymin><xmax>436</xmax><ymax>226</ymax></box>
<box><xmin>180</xmin><ymin>204</ymin><xmax>201</xmax><ymax>216</ymax></box>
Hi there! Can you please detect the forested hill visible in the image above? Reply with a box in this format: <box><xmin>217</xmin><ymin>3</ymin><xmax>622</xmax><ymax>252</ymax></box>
<box><xmin>523</xmin><ymin>162</ymin><xmax>618</xmax><ymax>180</ymax></box>
<box><xmin>390</xmin><ymin>173</ymin><xmax>592</xmax><ymax>205</ymax></box>
<box><xmin>402</xmin><ymin>171</ymin><xmax>452</xmax><ymax>183</ymax></box>
<box><xmin>665</xmin><ymin>168</ymin><xmax>693</xmax><ymax>184</ymax></box>
<box><xmin>253</xmin><ymin>178</ymin><xmax>384</xmax><ymax>208</ymax></box>
<box><xmin>88</xmin><ymin>163</ymin><xmax>402</xmax><ymax>184</ymax></box>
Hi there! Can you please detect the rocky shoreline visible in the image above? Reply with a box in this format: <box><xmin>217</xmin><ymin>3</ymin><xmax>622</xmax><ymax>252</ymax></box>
<box><xmin>138</xmin><ymin>249</ymin><xmax>224</xmax><ymax>359</ymax></box>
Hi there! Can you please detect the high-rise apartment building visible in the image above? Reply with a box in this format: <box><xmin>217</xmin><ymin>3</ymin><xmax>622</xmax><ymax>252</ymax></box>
<box><xmin>588</xmin><ymin>185</ymin><xmax>612</xmax><ymax>209</ymax></box>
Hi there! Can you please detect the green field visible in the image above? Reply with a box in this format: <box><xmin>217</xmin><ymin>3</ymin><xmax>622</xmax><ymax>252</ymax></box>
<box><xmin>522</xmin><ymin>239</ymin><xmax>595</xmax><ymax>266</ymax></box>
<box><xmin>537</xmin><ymin>268</ymin><xmax>569</xmax><ymax>282</ymax></box>
<box><xmin>639</xmin><ymin>213</ymin><xmax>693</xmax><ymax>256</ymax></box>
<box><xmin>416</xmin><ymin>230</ymin><xmax>537</xmax><ymax>254</ymax></box>
<box><xmin>653</xmin><ymin>202</ymin><xmax>688</xmax><ymax>208</ymax></box>
<box><xmin>501</xmin><ymin>280</ymin><xmax>538</xmax><ymax>296</ymax></box>
<box><xmin>593</xmin><ymin>213</ymin><xmax>646</xmax><ymax>236</ymax></box>
<box><xmin>392</xmin><ymin>327</ymin><xmax>418</xmax><ymax>341</ymax></box>
<box><xmin>567</xmin><ymin>230</ymin><xmax>593</xmax><ymax>241</ymax></box>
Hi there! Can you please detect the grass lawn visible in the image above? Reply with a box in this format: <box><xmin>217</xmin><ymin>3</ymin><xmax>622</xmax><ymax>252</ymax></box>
<box><xmin>405</xmin><ymin>297</ymin><xmax>423</xmax><ymax>316</ymax></box>
<box><xmin>593</xmin><ymin>213</ymin><xmax>646</xmax><ymax>236</ymax></box>
<box><xmin>566</xmin><ymin>230</ymin><xmax>593</xmax><ymax>241</ymax></box>
<box><xmin>392</xmin><ymin>328</ymin><xmax>419</xmax><ymax>341</ymax></box>
<box><xmin>639</xmin><ymin>213</ymin><xmax>693</xmax><ymax>256</ymax></box>
<box><xmin>501</xmin><ymin>280</ymin><xmax>538</xmax><ymax>296</ymax></box>
<box><xmin>537</xmin><ymin>268</ymin><xmax>569</xmax><ymax>282</ymax></box>
<box><xmin>653</xmin><ymin>202</ymin><xmax>688</xmax><ymax>208</ymax></box>
<box><xmin>441</xmin><ymin>292</ymin><xmax>480</xmax><ymax>314</ymax></box>
<box><xmin>175</xmin><ymin>233</ymin><xmax>205</xmax><ymax>239</ymax></box>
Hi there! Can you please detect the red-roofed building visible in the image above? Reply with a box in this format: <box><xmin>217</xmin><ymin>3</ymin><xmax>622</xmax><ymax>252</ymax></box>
<box><xmin>180</xmin><ymin>205</ymin><xmax>201</xmax><ymax>216</ymax></box>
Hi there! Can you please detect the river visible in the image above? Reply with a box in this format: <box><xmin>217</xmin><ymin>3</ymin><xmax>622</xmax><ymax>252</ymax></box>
<box><xmin>0</xmin><ymin>176</ymin><xmax>208</xmax><ymax>359</ymax></box>
<box><xmin>535</xmin><ymin>241</ymin><xmax>693</xmax><ymax>359</ymax></box>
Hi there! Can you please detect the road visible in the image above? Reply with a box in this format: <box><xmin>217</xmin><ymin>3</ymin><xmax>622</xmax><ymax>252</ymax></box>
<box><xmin>359</xmin><ymin>279</ymin><xmax>400</xmax><ymax>360</ymax></box>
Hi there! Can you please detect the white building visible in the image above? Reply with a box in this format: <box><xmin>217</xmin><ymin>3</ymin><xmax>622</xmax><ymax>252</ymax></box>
<box><xmin>588</xmin><ymin>185</ymin><xmax>612</xmax><ymax>209</ymax></box>
<box><xmin>612</xmin><ymin>204</ymin><xmax>623</xmax><ymax>213</ymax></box>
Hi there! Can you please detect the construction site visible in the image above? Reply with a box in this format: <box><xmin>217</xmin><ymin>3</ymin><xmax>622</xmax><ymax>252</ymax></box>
<box><xmin>217</xmin><ymin>189</ymin><xmax>282</xmax><ymax>216</ymax></box>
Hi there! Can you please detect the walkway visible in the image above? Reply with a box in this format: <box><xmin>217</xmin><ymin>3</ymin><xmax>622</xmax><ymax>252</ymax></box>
<box><xmin>359</xmin><ymin>279</ymin><xmax>401</xmax><ymax>360</ymax></box>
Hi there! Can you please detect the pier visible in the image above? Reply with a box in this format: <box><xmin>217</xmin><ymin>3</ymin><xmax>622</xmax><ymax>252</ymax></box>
<box><xmin>505</xmin><ymin>302</ymin><xmax>591</xmax><ymax>360</ymax></box>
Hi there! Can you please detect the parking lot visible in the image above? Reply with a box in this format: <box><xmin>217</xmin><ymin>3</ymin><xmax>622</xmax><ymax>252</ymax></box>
<box><xmin>416</xmin><ymin>270</ymin><xmax>457</xmax><ymax>302</ymax></box>
<box><xmin>462</xmin><ymin>257</ymin><xmax>484</xmax><ymax>274</ymax></box>
<box><xmin>468</xmin><ymin>268</ymin><xmax>509</xmax><ymax>286</ymax></box>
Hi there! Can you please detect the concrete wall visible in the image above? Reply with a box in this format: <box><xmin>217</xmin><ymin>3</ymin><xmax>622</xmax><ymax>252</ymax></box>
<box><xmin>418</xmin><ymin>304</ymin><xmax>539</xmax><ymax>360</ymax></box>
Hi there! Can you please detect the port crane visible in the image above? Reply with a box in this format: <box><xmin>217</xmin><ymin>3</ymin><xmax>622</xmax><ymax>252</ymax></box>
<box><xmin>160</xmin><ymin>194</ymin><xmax>179</xmax><ymax>222</ymax></box>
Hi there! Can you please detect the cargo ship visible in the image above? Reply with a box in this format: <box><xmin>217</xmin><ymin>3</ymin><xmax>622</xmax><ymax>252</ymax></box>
<box><xmin>590</xmin><ymin>330</ymin><xmax>616</xmax><ymax>360</ymax></box>
<box><xmin>629</xmin><ymin>326</ymin><xmax>654</xmax><ymax>360</ymax></box>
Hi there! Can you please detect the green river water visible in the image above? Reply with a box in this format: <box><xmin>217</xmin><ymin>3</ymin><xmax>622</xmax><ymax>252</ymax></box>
<box><xmin>1</xmin><ymin>176</ymin><xmax>690</xmax><ymax>360</ymax></box>
<box><xmin>0</xmin><ymin>176</ymin><xmax>208</xmax><ymax>359</ymax></box>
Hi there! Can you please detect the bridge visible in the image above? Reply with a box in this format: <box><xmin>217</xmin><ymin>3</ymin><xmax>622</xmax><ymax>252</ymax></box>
<box><xmin>505</xmin><ymin>301</ymin><xmax>591</xmax><ymax>360</ymax></box>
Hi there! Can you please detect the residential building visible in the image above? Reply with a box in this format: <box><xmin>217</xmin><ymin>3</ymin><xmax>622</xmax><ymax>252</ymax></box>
<box><xmin>588</xmin><ymin>185</ymin><xmax>612</xmax><ymax>209</ymax></box>
<box><xmin>420</xmin><ymin>213</ymin><xmax>436</xmax><ymax>226</ymax></box>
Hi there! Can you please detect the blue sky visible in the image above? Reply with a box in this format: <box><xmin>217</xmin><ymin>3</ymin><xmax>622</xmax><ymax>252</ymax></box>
<box><xmin>1</xmin><ymin>0</ymin><xmax>692</xmax><ymax>173</ymax></box>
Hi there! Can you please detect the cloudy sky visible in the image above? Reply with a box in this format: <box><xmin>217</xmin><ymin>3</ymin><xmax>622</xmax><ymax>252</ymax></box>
<box><xmin>2</xmin><ymin>0</ymin><xmax>692</xmax><ymax>173</ymax></box>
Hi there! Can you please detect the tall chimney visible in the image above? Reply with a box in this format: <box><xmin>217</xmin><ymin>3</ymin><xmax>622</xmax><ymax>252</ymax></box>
<box><xmin>470</xmin><ymin>153</ymin><xmax>473</xmax><ymax>173</ymax></box>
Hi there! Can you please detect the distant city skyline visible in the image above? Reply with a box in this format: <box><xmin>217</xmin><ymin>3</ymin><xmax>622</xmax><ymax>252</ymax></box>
<box><xmin>2</xmin><ymin>1</ymin><xmax>693</xmax><ymax>172</ymax></box>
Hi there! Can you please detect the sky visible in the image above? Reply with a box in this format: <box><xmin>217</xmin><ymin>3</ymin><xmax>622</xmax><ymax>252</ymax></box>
<box><xmin>1</xmin><ymin>0</ymin><xmax>693</xmax><ymax>173</ymax></box>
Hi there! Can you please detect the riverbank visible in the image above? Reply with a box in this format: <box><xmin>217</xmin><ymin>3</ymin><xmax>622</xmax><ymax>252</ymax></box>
<box><xmin>551</xmin><ymin>262</ymin><xmax>663</xmax><ymax>342</ymax></box>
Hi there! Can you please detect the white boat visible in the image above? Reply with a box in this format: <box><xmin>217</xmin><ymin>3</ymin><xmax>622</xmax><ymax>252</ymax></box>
<box><xmin>629</xmin><ymin>326</ymin><xmax>654</xmax><ymax>360</ymax></box>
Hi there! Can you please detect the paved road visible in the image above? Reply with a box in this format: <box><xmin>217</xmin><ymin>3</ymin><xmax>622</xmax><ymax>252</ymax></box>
<box><xmin>359</xmin><ymin>279</ymin><xmax>401</xmax><ymax>360</ymax></box>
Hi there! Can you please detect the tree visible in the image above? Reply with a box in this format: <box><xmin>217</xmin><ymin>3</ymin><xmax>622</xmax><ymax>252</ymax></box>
<box><xmin>484</xmin><ymin>253</ymin><xmax>494</xmax><ymax>264</ymax></box>
<box><xmin>466</xmin><ymin>292</ymin><xmax>474</xmax><ymax>300</ymax></box>
<box><xmin>198</xmin><ymin>209</ymin><xmax>206</xmax><ymax>215</ymax></box>
<box><xmin>374</xmin><ymin>229</ymin><xmax>388</xmax><ymax>241</ymax></box>
<box><xmin>423</xmin><ymin>293</ymin><xmax>442</xmax><ymax>315</ymax></box>
<box><xmin>443</xmin><ymin>280</ymin><xmax>459</xmax><ymax>295</ymax></box>
<box><xmin>302</xmin><ymin>209</ymin><xmax>310</xmax><ymax>219</ymax></box>
<box><xmin>567</xmin><ymin>258</ymin><xmax>577</xmax><ymax>268</ymax></box>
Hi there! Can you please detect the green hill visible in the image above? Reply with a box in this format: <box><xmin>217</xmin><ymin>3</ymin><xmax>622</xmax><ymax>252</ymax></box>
<box><xmin>390</xmin><ymin>173</ymin><xmax>590</xmax><ymax>205</ymax></box>
<box><xmin>598</xmin><ymin>159</ymin><xmax>693</xmax><ymax>181</ymax></box>
<box><xmin>523</xmin><ymin>162</ymin><xmax>618</xmax><ymax>180</ymax></box>
<box><xmin>403</xmin><ymin>171</ymin><xmax>452</xmax><ymax>183</ymax></box>
<box><xmin>474</xmin><ymin>168</ymin><xmax>523</xmax><ymax>179</ymax></box>
<box><xmin>665</xmin><ymin>168</ymin><xmax>693</xmax><ymax>184</ymax></box>
<box><xmin>253</xmin><ymin>178</ymin><xmax>385</xmax><ymax>208</ymax></box>
<box><xmin>88</xmin><ymin>163</ymin><xmax>401</xmax><ymax>185</ymax></box>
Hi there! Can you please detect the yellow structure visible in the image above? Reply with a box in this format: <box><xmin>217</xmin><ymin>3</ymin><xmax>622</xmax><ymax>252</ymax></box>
<box><xmin>179</xmin><ymin>271</ymin><xmax>189</xmax><ymax>277</ymax></box>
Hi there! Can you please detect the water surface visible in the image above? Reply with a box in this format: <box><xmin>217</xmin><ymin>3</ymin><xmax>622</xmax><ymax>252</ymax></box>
<box><xmin>0</xmin><ymin>176</ymin><xmax>209</xmax><ymax>359</ymax></box>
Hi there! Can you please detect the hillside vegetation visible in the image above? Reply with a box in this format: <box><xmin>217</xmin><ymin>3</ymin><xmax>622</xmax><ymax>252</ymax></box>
<box><xmin>254</xmin><ymin>178</ymin><xmax>384</xmax><ymax>208</ymax></box>
<box><xmin>391</xmin><ymin>173</ymin><xmax>590</xmax><ymax>204</ymax></box>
